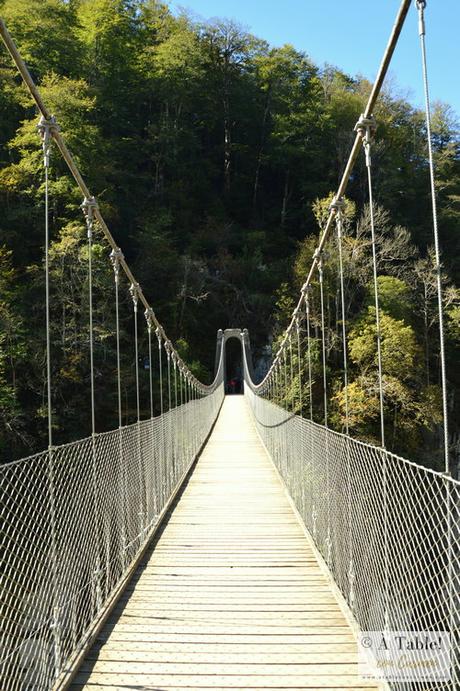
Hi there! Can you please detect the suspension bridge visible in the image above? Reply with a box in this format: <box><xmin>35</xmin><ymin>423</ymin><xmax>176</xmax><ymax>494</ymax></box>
<box><xmin>0</xmin><ymin>1</ymin><xmax>458</xmax><ymax>689</ymax></box>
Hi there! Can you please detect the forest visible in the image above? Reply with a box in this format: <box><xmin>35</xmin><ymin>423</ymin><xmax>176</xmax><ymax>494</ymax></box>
<box><xmin>0</xmin><ymin>0</ymin><xmax>459</xmax><ymax>470</ymax></box>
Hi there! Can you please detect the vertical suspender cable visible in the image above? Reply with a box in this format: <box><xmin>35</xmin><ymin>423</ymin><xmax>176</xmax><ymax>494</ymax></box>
<box><xmin>416</xmin><ymin>4</ymin><xmax>453</xmax><ymax>680</ymax></box>
<box><xmin>356</xmin><ymin>115</ymin><xmax>389</xmax><ymax>623</ymax></box>
<box><xmin>37</xmin><ymin>116</ymin><xmax>57</xmax><ymax>450</ymax></box>
<box><xmin>130</xmin><ymin>282</ymin><xmax>144</xmax><ymax>535</ymax></box>
<box><xmin>110</xmin><ymin>249</ymin><xmax>123</xmax><ymax>428</ymax></box>
<box><xmin>38</xmin><ymin>115</ymin><xmax>61</xmax><ymax>680</ymax></box>
<box><xmin>130</xmin><ymin>283</ymin><xmax>141</xmax><ymax>425</ymax></box>
<box><xmin>356</xmin><ymin>115</ymin><xmax>385</xmax><ymax>448</ymax></box>
<box><xmin>166</xmin><ymin>342</ymin><xmax>174</xmax><ymax>479</ymax></box>
<box><xmin>156</xmin><ymin>329</ymin><xmax>165</xmax><ymax>506</ymax></box>
<box><xmin>416</xmin><ymin>0</ymin><xmax>449</xmax><ymax>474</ymax></box>
<box><xmin>318</xmin><ymin>255</ymin><xmax>331</xmax><ymax>565</ymax></box>
<box><xmin>110</xmin><ymin>248</ymin><xmax>127</xmax><ymax>566</ymax></box>
<box><xmin>82</xmin><ymin>197</ymin><xmax>98</xmax><ymax>439</ymax></box>
<box><xmin>333</xmin><ymin>198</ymin><xmax>355</xmax><ymax>609</ymax></box>
<box><xmin>144</xmin><ymin>307</ymin><xmax>155</xmax><ymax>522</ymax></box>
<box><xmin>82</xmin><ymin>195</ymin><xmax>102</xmax><ymax>610</ymax></box>
<box><xmin>173</xmin><ymin>354</ymin><xmax>178</xmax><ymax>470</ymax></box>
<box><xmin>318</xmin><ymin>256</ymin><xmax>328</xmax><ymax>431</ymax></box>
<box><xmin>332</xmin><ymin>200</ymin><xmax>350</xmax><ymax>435</ymax></box>
<box><xmin>145</xmin><ymin>308</ymin><xmax>154</xmax><ymax>419</ymax></box>
<box><xmin>156</xmin><ymin>329</ymin><xmax>164</xmax><ymax>416</ymax></box>
<box><xmin>296</xmin><ymin>315</ymin><xmax>303</xmax><ymax>416</ymax></box>
<box><xmin>305</xmin><ymin>291</ymin><xmax>313</xmax><ymax>422</ymax></box>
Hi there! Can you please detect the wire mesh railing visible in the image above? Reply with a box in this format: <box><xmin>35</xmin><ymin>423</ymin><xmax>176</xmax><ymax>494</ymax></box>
<box><xmin>0</xmin><ymin>382</ymin><xmax>224</xmax><ymax>690</ymax></box>
<box><xmin>244</xmin><ymin>386</ymin><xmax>459</xmax><ymax>690</ymax></box>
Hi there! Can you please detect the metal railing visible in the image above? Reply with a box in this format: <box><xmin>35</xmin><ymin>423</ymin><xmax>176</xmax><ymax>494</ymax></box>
<box><xmin>244</xmin><ymin>383</ymin><xmax>459</xmax><ymax>690</ymax></box>
<box><xmin>0</xmin><ymin>377</ymin><xmax>224</xmax><ymax>690</ymax></box>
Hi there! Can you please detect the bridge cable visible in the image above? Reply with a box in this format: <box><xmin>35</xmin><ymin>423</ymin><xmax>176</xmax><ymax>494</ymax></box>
<box><xmin>38</xmin><ymin>114</ymin><xmax>62</xmax><ymax>677</ymax></box>
<box><xmin>331</xmin><ymin>197</ymin><xmax>355</xmax><ymax>607</ymax></box>
<box><xmin>331</xmin><ymin>198</ymin><xmax>350</xmax><ymax>436</ymax></box>
<box><xmin>82</xmin><ymin>197</ymin><xmax>98</xmax><ymax>437</ymax></box>
<box><xmin>110</xmin><ymin>250</ymin><xmax>124</xmax><ymax>427</ymax></box>
<box><xmin>416</xmin><ymin>0</ymin><xmax>449</xmax><ymax>474</ymax></box>
<box><xmin>304</xmin><ymin>288</ymin><xmax>315</xmax><ymax>530</ymax></box>
<box><xmin>130</xmin><ymin>282</ymin><xmax>146</xmax><ymax>532</ymax></box>
<box><xmin>38</xmin><ymin>116</ymin><xmax>57</xmax><ymax>450</ymax></box>
<box><xmin>317</xmin><ymin>253</ymin><xmax>332</xmax><ymax>564</ymax></box>
<box><xmin>304</xmin><ymin>289</ymin><xmax>314</xmax><ymax>422</ymax></box>
<box><xmin>156</xmin><ymin>329</ymin><xmax>165</xmax><ymax>504</ymax></box>
<box><xmin>129</xmin><ymin>283</ymin><xmax>141</xmax><ymax>425</ymax></box>
<box><xmin>111</xmin><ymin>248</ymin><xmax>128</xmax><ymax>564</ymax></box>
<box><xmin>296</xmin><ymin>315</ymin><xmax>303</xmax><ymax>416</ymax></box>
<box><xmin>355</xmin><ymin>115</ymin><xmax>385</xmax><ymax>448</ymax></box>
<box><xmin>166</xmin><ymin>342</ymin><xmax>174</xmax><ymax>478</ymax></box>
<box><xmin>289</xmin><ymin>333</ymin><xmax>294</xmax><ymax>412</ymax></box>
<box><xmin>145</xmin><ymin>307</ymin><xmax>155</xmax><ymax>419</ymax></box>
<box><xmin>81</xmin><ymin>195</ymin><xmax>102</xmax><ymax>610</ymax></box>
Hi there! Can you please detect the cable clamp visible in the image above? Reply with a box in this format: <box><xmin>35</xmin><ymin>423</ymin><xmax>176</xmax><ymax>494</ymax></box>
<box><xmin>295</xmin><ymin>312</ymin><xmax>303</xmax><ymax>332</ymax></box>
<box><xmin>415</xmin><ymin>0</ymin><xmax>426</xmax><ymax>35</ymax></box>
<box><xmin>355</xmin><ymin>114</ymin><xmax>376</xmax><ymax>167</ymax></box>
<box><xmin>129</xmin><ymin>281</ymin><xmax>140</xmax><ymax>306</ymax></box>
<box><xmin>144</xmin><ymin>306</ymin><xmax>155</xmax><ymax>331</ymax></box>
<box><xmin>37</xmin><ymin>115</ymin><xmax>59</xmax><ymax>166</ymax></box>
<box><xmin>314</xmin><ymin>247</ymin><xmax>327</xmax><ymax>271</ymax></box>
<box><xmin>354</xmin><ymin>113</ymin><xmax>376</xmax><ymax>138</ymax></box>
<box><xmin>109</xmin><ymin>247</ymin><xmax>123</xmax><ymax>279</ymax></box>
<box><xmin>81</xmin><ymin>196</ymin><xmax>98</xmax><ymax>237</ymax></box>
<box><xmin>329</xmin><ymin>195</ymin><xmax>345</xmax><ymax>213</ymax></box>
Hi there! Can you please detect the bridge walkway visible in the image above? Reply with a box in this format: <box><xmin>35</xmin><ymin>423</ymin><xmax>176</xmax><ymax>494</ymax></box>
<box><xmin>71</xmin><ymin>396</ymin><xmax>380</xmax><ymax>690</ymax></box>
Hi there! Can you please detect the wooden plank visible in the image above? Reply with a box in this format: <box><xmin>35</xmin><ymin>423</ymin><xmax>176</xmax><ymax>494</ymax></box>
<box><xmin>74</xmin><ymin>397</ymin><xmax>380</xmax><ymax>691</ymax></box>
<box><xmin>79</xmin><ymin>661</ymin><xmax>365</xmax><ymax>674</ymax></box>
<box><xmin>72</xmin><ymin>673</ymin><xmax>379</xmax><ymax>688</ymax></box>
<box><xmin>86</xmin><ymin>650</ymin><xmax>360</xmax><ymax>663</ymax></box>
<box><xmin>88</xmin><ymin>642</ymin><xmax>359</xmax><ymax>654</ymax></box>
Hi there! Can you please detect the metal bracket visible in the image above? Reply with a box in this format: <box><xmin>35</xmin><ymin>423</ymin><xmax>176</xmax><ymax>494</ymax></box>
<box><xmin>354</xmin><ymin>113</ymin><xmax>376</xmax><ymax>139</ymax></box>
<box><xmin>109</xmin><ymin>247</ymin><xmax>123</xmax><ymax>282</ymax></box>
<box><xmin>81</xmin><ymin>196</ymin><xmax>98</xmax><ymax>237</ymax></box>
<box><xmin>155</xmin><ymin>326</ymin><xmax>162</xmax><ymax>347</ymax></box>
<box><xmin>129</xmin><ymin>282</ymin><xmax>140</xmax><ymax>309</ymax></box>
<box><xmin>355</xmin><ymin>114</ymin><xmax>376</xmax><ymax>167</ymax></box>
<box><xmin>329</xmin><ymin>195</ymin><xmax>345</xmax><ymax>213</ymax></box>
<box><xmin>37</xmin><ymin>115</ymin><xmax>59</xmax><ymax>167</ymax></box>
<box><xmin>144</xmin><ymin>306</ymin><xmax>155</xmax><ymax>332</ymax></box>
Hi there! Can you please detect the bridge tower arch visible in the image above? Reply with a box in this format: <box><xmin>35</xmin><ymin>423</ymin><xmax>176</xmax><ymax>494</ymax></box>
<box><xmin>214</xmin><ymin>328</ymin><xmax>254</xmax><ymax>393</ymax></box>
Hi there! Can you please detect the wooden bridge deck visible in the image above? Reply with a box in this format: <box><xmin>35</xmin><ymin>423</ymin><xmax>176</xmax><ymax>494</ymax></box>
<box><xmin>72</xmin><ymin>396</ymin><xmax>380</xmax><ymax>690</ymax></box>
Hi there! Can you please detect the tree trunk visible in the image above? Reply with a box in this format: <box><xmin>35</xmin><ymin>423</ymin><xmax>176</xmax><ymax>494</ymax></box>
<box><xmin>280</xmin><ymin>169</ymin><xmax>290</xmax><ymax>228</ymax></box>
<box><xmin>252</xmin><ymin>95</ymin><xmax>270</xmax><ymax>210</ymax></box>
<box><xmin>424</xmin><ymin>284</ymin><xmax>430</xmax><ymax>385</ymax></box>
<box><xmin>223</xmin><ymin>94</ymin><xmax>231</xmax><ymax>193</ymax></box>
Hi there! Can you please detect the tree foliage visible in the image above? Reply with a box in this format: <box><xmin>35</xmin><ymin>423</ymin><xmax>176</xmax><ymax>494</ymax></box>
<box><xmin>0</xmin><ymin>0</ymin><xmax>459</xmax><ymax>468</ymax></box>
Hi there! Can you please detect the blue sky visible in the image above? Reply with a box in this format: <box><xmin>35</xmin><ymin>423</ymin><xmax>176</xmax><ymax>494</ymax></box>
<box><xmin>172</xmin><ymin>0</ymin><xmax>459</xmax><ymax>120</ymax></box>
